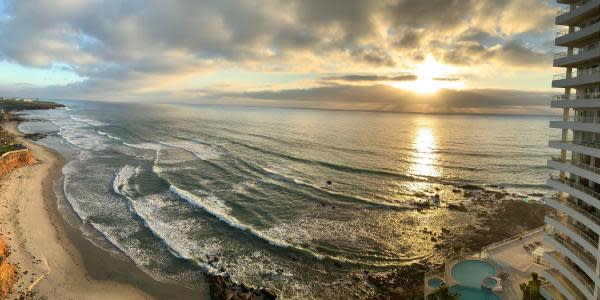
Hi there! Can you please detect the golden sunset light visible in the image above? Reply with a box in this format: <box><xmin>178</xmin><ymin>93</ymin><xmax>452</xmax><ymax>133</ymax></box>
<box><xmin>0</xmin><ymin>0</ymin><xmax>583</xmax><ymax>299</ymax></box>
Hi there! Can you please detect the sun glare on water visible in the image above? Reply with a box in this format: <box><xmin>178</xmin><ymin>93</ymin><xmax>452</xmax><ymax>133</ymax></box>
<box><xmin>390</xmin><ymin>56</ymin><xmax>463</xmax><ymax>94</ymax></box>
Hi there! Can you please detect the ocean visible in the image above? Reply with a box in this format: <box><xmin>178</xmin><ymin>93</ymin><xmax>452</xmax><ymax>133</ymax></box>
<box><xmin>18</xmin><ymin>100</ymin><xmax>559</xmax><ymax>298</ymax></box>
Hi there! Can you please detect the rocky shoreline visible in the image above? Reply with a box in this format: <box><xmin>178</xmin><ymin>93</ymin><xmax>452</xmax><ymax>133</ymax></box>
<box><xmin>200</xmin><ymin>183</ymin><xmax>548</xmax><ymax>299</ymax></box>
<box><xmin>206</xmin><ymin>273</ymin><xmax>278</xmax><ymax>300</ymax></box>
<box><xmin>362</xmin><ymin>184</ymin><xmax>549</xmax><ymax>299</ymax></box>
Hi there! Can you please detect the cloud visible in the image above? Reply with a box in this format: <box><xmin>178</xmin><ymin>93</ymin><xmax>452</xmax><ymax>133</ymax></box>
<box><xmin>0</xmin><ymin>0</ymin><xmax>555</xmax><ymax>103</ymax></box>
<box><xmin>210</xmin><ymin>83</ymin><xmax>553</xmax><ymax>115</ymax></box>
<box><xmin>321</xmin><ymin>74</ymin><xmax>417</xmax><ymax>82</ymax></box>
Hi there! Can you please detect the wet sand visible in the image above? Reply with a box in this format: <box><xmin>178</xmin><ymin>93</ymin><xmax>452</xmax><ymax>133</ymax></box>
<box><xmin>0</xmin><ymin>121</ymin><xmax>207</xmax><ymax>299</ymax></box>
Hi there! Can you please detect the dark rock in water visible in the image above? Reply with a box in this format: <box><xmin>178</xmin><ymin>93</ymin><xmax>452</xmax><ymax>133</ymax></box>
<box><xmin>461</xmin><ymin>184</ymin><xmax>481</xmax><ymax>190</ymax></box>
<box><xmin>205</xmin><ymin>274</ymin><xmax>277</xmax><ymax>300</ymax></box>
<box><xmin>448</xmin><ymin>203</ymin><xmax>468</xmax><ymax>212</ymax></box>
<box><xmin>326</xmin><ymin>180</ymin><xmax>333</xmax><ymax>186</ymax></box>
<box><xmin>452</xmin><ymin>188</ymin><xmax>461</xmax><ymax>193</ymax></box>
<box><xmin>23</xmin><ymin>133</ymin><xmax>48</xmax><ymax>141</ymax></box>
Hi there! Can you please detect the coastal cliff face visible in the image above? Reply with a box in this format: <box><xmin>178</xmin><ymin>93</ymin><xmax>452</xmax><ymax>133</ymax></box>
<box><xmin>0</xmin><ymin>149</ymin><xmax>33</xmax><ymax>297</ymax></box>
<box><xmin>0</xmin><ymin>237</ymin><xmax>16</xmax><ymax>297</ymax></box>
<box><xmin>0</xmin><ymin>150</ymin><xmax>34</xmax><ymax>177</ymax></box>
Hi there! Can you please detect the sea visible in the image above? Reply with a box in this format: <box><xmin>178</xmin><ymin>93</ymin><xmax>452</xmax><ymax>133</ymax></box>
<box><xmin>17</xmin><ymin>100</ymin><xmax>559</xmax><ymax>298</ymax></box>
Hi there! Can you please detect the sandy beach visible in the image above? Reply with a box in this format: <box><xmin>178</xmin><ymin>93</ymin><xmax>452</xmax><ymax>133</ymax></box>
<box><xmin>0</xmin><ymin>121</ymin><xmax>156</xmax><ymax>299</ymax></box>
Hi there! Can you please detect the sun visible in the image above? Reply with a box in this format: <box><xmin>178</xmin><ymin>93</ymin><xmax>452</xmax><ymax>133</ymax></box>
<box><xmin>390</xmin><ymin>56</ymin><xmax>463</xmax><ymax>94</ymax></box>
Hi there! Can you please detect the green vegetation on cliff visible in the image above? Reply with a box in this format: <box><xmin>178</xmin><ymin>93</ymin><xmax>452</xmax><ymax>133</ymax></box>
<box><xmin>0</xmin><ymin>98</ymin><xmax>64</xmax><ymax>112</ymax></box>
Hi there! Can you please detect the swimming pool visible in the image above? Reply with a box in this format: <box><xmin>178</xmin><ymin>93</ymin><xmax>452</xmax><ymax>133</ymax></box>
<box><xmin>482</xmin><ymin>277</ymin><xmax>498</xmax><ymax>289</ymax></box>
<box><xmin>427</xmin><ymin>277</ymin><xmax>444</xmax><ymax>289</ymax></box>
<box><xmin>451</xmin><ymin>259</ymin><xmax>496</xmax><ymax>287</ymax></box>
<box><xmin>449</xmin><ymin>286</ymin><xmax>500</xmax><ymax>300</ymax></box>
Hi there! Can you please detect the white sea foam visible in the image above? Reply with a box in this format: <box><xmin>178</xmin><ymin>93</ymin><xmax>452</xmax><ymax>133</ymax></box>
<box><xmin>124</xmin><ymin>142</ymin><xmax>163</xmax><ymax>151</ymax></box>
<box><xmin>167</xmin><ymin>185</ymin><xmax>333</xmax><ymax>260</ymax></box>
<box><xmin>113</xmin><ymin>165</ymin><xmax>138</xmax><ymax>195</ymax></box>
<box><xmin>69</xmin><ymin>115</ymin><xmax>107</xmax><ymax>126</ymax></box>
<box><xmin>159</xmin><ymin>140</ymin><xmax>221</xmax><ymax>160</ymax></box>
<box><xmin>49</xmin><ymin>116</ymin><xmax>111</xmax><ymax>151</ymax></box>
<box><xmin>98</xmin><ymin>130</ymin><xmax>121</xmax><ymax>140</ymax></box>
<box><xmin>126</xmin><ymin>193</ymin><xmax>224</xmax><ymax>272</ymax></box>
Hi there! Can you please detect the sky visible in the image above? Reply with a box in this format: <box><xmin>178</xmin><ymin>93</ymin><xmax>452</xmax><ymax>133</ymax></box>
<box><xmin>0</xmin><ymin>0</ymin><xmax>560</xmax><ymax>114</ymax></box>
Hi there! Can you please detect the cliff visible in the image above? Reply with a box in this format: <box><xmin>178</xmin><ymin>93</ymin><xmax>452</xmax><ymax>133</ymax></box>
<box><xmin>0</xmin><ymin>235</ymin><xmax>15</xmax><ymax>297</ymax></box>
<box><xmin>0</xmin><ymin>149</ymin><xmax>33</xmax><ymax>297</ymax></box>
<box><xmin>0</xmin><ymin>150</ymin><xmax>34</xmax><ymax>177</ymax></box>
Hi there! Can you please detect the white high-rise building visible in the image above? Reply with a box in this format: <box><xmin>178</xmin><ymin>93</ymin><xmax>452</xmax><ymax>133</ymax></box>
<box><xmin>543</xmin><ymin>1</ymin><xmax>600</xmax><ymax>299</ymax></box>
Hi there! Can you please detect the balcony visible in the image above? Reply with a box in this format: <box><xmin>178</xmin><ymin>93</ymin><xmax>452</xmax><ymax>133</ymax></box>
<box><xmin>549</xmin><ymin>139</ymin><xmax>600</xmax><ymax>158</ymax></box>
<box><xmin>548</xmin><ymin>156</ymin><xmax>600</xmax><ymax>185</ymax></box>
<box><xmin>544</xmin><ymin>251</ymin><xmax>595</xmax><ymax>298</ymax></box>
<box><xmin>540</xmin><ymin>284</ymin><xmax>566</xmax><ymax>300</ymax></box>
<box><xmin>552</xmin><ymin>70</ymin><xmax>600</xmax><ymax>88</ymax></box>
<box><xmin>556</xmin><ymin>0</ymin><xmax>600</xmax><ymax>26</ymax></box>
<box><xmin>551</xmin><ymin>93</ymin><xmax>600</xmax><ymax>108</ymax></box>
<box><xmin>547</xmin><ymin>176</ymin><xmax>600</xmax><ymax>213</ymax></box>
<box><xmin>549</xmin><ymin>115</ymin><xmax>600</xmax><ymax>133</ymax></box>
<box><xmin>545</xmin><ymin>214</ymin><xmax>599</xmax><ymax>254</ymax></box>
<box><xmin>553</xmin><ymin>47</ymin><xmax>600</xmax><ymax>67</ymax></box>
<box><xmin>545</xmin><ymin>233</ymin><xmax>597</xmax><ymax>281</ymax></box>
<box><xmin>543</xmin><ymin>269</ymin><xmax>588</xmax><ymax>300</ymax></box>
<box><xmin>544</xmin><ymin>195</ymin><xmax>600</xmax><ymax>232</ymax></box>
<box><xmin>556</xmin><ymin>21</ymin><xmax>600</xmax><ymax>47</ymax></box>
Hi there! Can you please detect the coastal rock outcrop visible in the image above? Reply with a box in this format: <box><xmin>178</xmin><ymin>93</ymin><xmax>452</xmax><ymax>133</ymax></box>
<box><xmin>0</xmin><ymin>150</ymin><xmax>34</xmax><ymax>177</ymax></box>
<box><xmin>205</xmin><ymin>274</ymin><xmax>277</xmax><ymax>300</ymax></box>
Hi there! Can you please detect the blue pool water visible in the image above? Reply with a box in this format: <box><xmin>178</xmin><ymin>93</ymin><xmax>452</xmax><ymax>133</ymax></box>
<box><xmin>482</xmin><ymin>277</ymin><xmax>498</xmax><ymax>288</ymax></box>
<box><xmin>428</xmin><ymin>278</ymin><xmax>444</xmax><ymax>289</ymax></box>
<box><xmin>450</xmin><ymin>286</ymin><xmax>500</xmax><ymax>300</ymax></box>
<box><xmin>449</xmin><ymin>260</ymin><xmax>499</xmax><ymax>299</ymax></box>
<box><xmin>451</xmin><ymin>260</ymin><xmax>496</xmax><ymax>287</ymax></box>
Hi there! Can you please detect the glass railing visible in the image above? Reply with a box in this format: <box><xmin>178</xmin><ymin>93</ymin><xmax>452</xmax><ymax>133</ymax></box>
<box><xmin>554</xmin><ymin>51</ymin><xmax>568</xmax><ymax>59</ymax></box>
<box><xmin>547</xmin><ymin>213</ymin><xmax>599</xmax><ymax>247</ymax></box>
<box><xmin>551</xmin><ymin>139</ymin><xmax>600</xmax><ymax>150</ymax></box>
<box><xmin>554</xmin><ymin>69</ymin><xmax>600</xmax><ymax>81</ymax></box>
<box><xmin>548</xmin><ymin>177</ymin><xmax>600</xmax><ymax>211</ymax></box>
<box><xmin>556</xmin><ymin>28</ymin><xmax>570</xmax><ymax>38</ymax></box>
<box><xmin>550</xmin><ymin>233</ymin><xmax>597</xmax><ymax>269</ymax></box>
<box><xmin>557</xmin><ymin>6</ymin><xmax>570</xmax><ymax>15</ymax></box>
<box><xmin>554</xmin><ymin>43</ymin><xmax>600</xmax><ymax>60</ymax></box>
<box><xmin>546</xmin><ymin>269</ymin><xmax>588</xmax><ymax>299</ymax></box>
<box><xmin>547</xmin><ymin>194</ymin><xmax>600</xmax><ymax>228</ymax></box>
<box><xmin>550</xmin><ymin>94</ymin><xmax>600</xmax><ymax>101</ymax></box>
<box><xmin>563</xmin><ymin>116</ymin><xmax>596</xmax><ymax>122</ymax></box>
<box><xmin>554</xmin><ymin>72</ymin><xmax>569</xmax><ymax>80</ymax></box>
<box><xmin>546</xmin><ymin>251</ymin><xmax>595</xmax><ymax>293</ymax></box>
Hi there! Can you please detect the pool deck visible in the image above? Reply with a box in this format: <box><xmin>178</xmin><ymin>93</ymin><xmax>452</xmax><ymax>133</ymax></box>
<box><xmin>425</xmin><ymin>226</ymin><xmax>553</xmax><ymax>300</ymax></box>
<box><xmin>483</xmin><ymin>227</ymin><xmax>552</xmax><ymax>300</ymax></box>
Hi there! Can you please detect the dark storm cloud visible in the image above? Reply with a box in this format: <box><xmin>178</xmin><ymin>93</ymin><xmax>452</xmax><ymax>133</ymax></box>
<box><xmin>204</xmin><ymin>83</ymin><xmax>555</xmax><ymax>115</ymax></box>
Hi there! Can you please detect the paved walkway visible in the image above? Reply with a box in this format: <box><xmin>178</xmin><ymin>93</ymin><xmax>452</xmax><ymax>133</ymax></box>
<box><xmin>484</xmin><ymin>229</ymin><xmax>552</xmax><ymax>300</ymax></box>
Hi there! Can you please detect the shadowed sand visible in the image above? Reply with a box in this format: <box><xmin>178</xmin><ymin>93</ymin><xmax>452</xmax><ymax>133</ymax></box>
<box><xmin>0</xmin><ymin>121</ymin><xmax>206</xmax><ymax>299</ymax></box>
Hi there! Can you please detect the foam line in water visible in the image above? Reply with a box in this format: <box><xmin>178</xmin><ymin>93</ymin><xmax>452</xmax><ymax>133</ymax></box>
<box><xmin>258</xmin><ymin>165</ymin><xmax>411</xmax><ymax>210</ymax></box>
<box><xmin>123</xmin><ymin>142</ymin><xmax>163</xmax><ymax>151</ymax></box>
<box><xmin>113</xmin><ymin>165</ymin><xmax>139</xmax><ymax>196</ymax></box>
<box><xmin>159</xmin><ymin>140</ymin><xmax>221</xmax><ymax>160</ymax></box>
<box><xmin>69</xmin><ymin>115</ymin><xmax>107</xmax><ymax>126</ymax></box>
<box><xmin>98</xmin><ymin>130</ymin><xmax>121</xmax><ymax>140</ymax></box>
